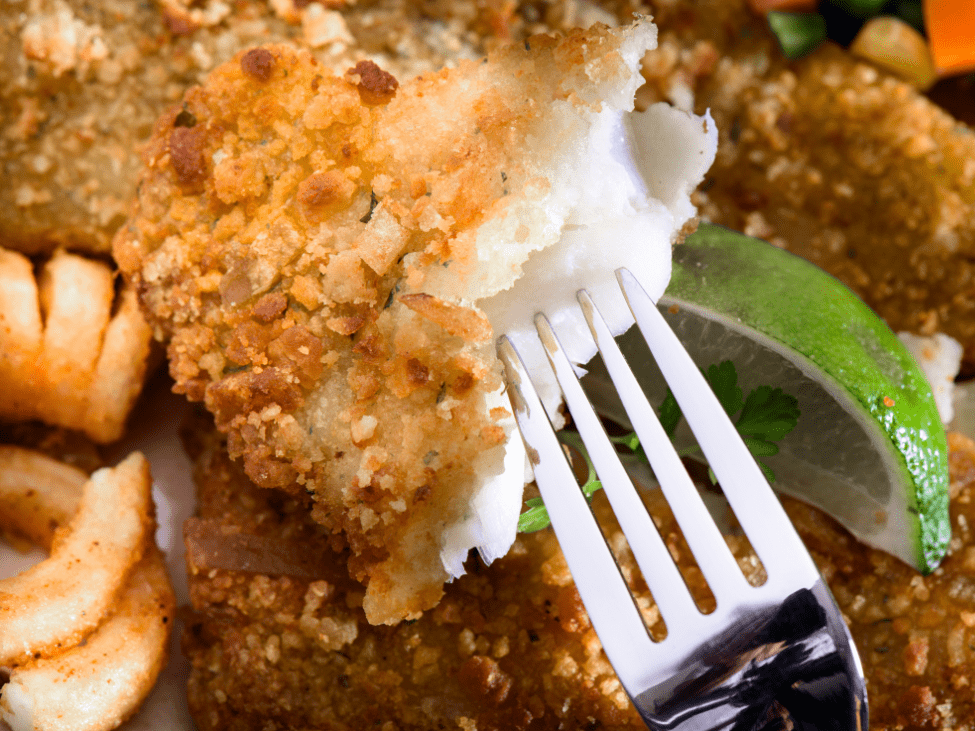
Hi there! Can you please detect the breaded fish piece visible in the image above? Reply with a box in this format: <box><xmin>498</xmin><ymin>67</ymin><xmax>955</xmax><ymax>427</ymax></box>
<box><xmin>182</xmin><ymin>422</ymin><xmax>975</xmax><ymax>730</ymax></box>
<box><xmin>115</xmin><ymin>23</ymin><xmax>714</xmax><ymax>624</ymax></box>
<box><xmin>0</xmin><ymin>0</ymin><xmax>498</xmax><ymax>255</ymax></box>
<box><xmin>692</xmin><ymin>43</ymin><xmax>975</xmax><ymax>368</ymax></box>
<box><xmin>182</xmin><ymin>428</ymin><xmax>652</xmax><ymax>731</ymax></box>
<box><xmin>0</xmin><ymin>0</ymin><xmax>284</xmax><ymax>254</ymax></box>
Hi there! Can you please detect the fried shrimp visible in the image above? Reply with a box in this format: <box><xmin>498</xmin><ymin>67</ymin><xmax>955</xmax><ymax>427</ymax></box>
<box><xmin>115</xmin><ymin>22</ymin><xmax>715</xmax><ymax>624</ymax></box>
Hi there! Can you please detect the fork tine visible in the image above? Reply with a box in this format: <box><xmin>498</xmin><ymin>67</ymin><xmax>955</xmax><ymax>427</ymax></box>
<box><xmin>574</xmin><ymin>292</ymin><xmax>752</xmax><ymax>609</ymax></box>
<box><xmin>497</xmin><ymin>336</ymin><xmax>656</xmax><ymax>685</ymax></box>
<box><xmin>533</xmin><ymin>314</ymin><xmax>704</xmax><ymax>627</ymax></box>
<box><xmin>616</xmin><ymin>268</ymin><xmax>818</xmax><ymax>582</ymax></box>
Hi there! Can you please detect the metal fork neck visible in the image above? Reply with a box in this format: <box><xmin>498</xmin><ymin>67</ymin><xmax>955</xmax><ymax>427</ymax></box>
<box><xmin>634</xmin><ymin>581</ymin><xmax>867</xmax><ymax>731</ymax></box>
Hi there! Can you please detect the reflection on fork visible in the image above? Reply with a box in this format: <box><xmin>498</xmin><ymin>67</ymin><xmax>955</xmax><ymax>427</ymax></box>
<box><xmin>498</xmin><ymin>268</ymin><xmax>868</xmax><ymax>731</ymax></box>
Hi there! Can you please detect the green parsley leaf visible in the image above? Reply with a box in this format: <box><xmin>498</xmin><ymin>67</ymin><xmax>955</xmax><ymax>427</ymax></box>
<box><xmin>735</xmin><ymin>385</ymin><xmax>800</xmax><ymax>442</ymax></box>
<box><xmin>517</xmin><ymin>433</ymin><xmax>605</xmax><ymax>533</ymax></box>
<box><xmin>755</xmin><ymin>459</ymin><xmax>776</xmax><ymax>484</ymax></box>
<box><xmin>741</xmin><ymin>436</ymin><xmax>780</xmax><ymax>458</ymax></box>
<box><xmin>658</xmin><ymin>390</ymin><xmax>681</xmax><ymax>439</ymax></box>
<box><xmin>610</xmin><ymin>432</ymin><xmax>647</xmax><ymax>463</ymax></box>
<box><xmin>706</xmin><ymin>360</ymin><xmax>744</xmax><ymax>416</ymax></box>
<box><xmin>517</xmin><ymin>502</ymin><xmax>553</xmax><ymax>533</ymax></box>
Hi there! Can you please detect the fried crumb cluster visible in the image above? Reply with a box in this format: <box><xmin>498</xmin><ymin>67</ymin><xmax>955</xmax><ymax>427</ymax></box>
<box><xmin>182</xmin><ymin>420</ymin><xmax>975</xmax><ymax>731</ymax></box>
<box><xmin>114</xmin><ymin>42</ymin><xmax>507</xmax><ymax>625</ymax></box>
<box><xmin>0</xmin><ymin>0</ymin><xmax>658</xmax><ymax>257</ymax></box>
<box><xmin>114</xmin><ymin>24</ymin><xmax>658</xmax><ymax>624</ymax></box>
<box><xmin>1</xmin><ymin>0</ymin><xmax>294</xmax><ymax>254</ymax></box>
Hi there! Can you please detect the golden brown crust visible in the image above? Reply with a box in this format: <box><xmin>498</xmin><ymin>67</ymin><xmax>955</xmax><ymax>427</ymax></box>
<box><xmin>239</xmin><ymin>47</ymin><xmax>277</xmax><ymax>82</ymax></box>
<box><xmin>779</xmin><ymin>432</ymin><xmax>975</xmax><ymax>730</ymax></box>
<box><xmin>0</xmin><ymin>0</ymin><xmax>294</xmax><ymax>254</ymax></box>
<box><xmin>623</xmin><ymin>0</ymin><xmax>975</xmax><ymax>369</ymax></box>
<box><xmin>0</xmin><ymin>0</ymin><xmax>530</xmax><ymax>256</ymax></box>
<box><xmin>182</xmin><ymin>424</ymin><xmax>975</xmax><ymax>731</ymax></box>
<box><xmin>113</xmin><ymin>41</ymin><xmax>503</xmax><ymax>622</ymax></box>
<box><xmin>691</xmin><ymin>41</ymin><xmax>975</xmax><ymax>367</ymax></box>
<box><xmin>182</xmin><ymin>432</ymin><xmax>648</xmax><ymax>731</ymax></box>
<box><xmin>116</xmin><ymin>23</ymin><xmax>653</xmax><ymax>623</ymax></box>
<box><xmin>346</xmin><ymin>59</ymin><xmax>399</xmax><ymax>105</ymax></box>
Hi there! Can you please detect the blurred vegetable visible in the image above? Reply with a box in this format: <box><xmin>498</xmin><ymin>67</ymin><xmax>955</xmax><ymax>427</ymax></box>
<box><xmin>768</xmin><ymin>11</ymin><xmax>829</xmax><ymax>58</ymax></box>
<box><xmin>750</xmin><ymin>0</ymin><xmax>971</xmax><ymax>94</ymax></box>
<box><xmin>851</xmin><ymin>16</ymin><xmax>937</xmax><ymax>89</ymax></box>
<box><xmin>924</xmin><ymin>0</ymin><xmax>975</xmax><ymax>74</ymax></box>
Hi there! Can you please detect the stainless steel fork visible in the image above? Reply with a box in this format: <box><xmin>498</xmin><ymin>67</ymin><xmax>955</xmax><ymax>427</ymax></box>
<box><xmin>498</xmin><ymin>268</ymin><xmax>868</xmax><ymax>731</ymax></box>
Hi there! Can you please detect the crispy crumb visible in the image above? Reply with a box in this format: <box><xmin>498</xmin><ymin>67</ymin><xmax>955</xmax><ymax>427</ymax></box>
<box><xmin>183</xmin><ymin>427</ymin><xmax>648</xmax><ymax>730</ymax></box>
<box><xmin>240</xmin><ymin>48</ymin><xmax>276</xmax><ymax>81</ymax></box>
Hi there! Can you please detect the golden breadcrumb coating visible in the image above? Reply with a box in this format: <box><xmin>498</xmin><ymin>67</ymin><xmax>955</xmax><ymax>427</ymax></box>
<box><xmin>1</xmin><ymin>0</ymin><xmax>300</xmax><ymax>254</ymax></box>
<box><xmin>686</xmin><ymin>38</ymin><xmax>975</xmax><ymax>368</ymax></box>
<box><xmin>784</xmin><ymin>432</ymin><xmax>975</xmax><ymax>731</ymax></box>
<box><xmin>613</xmin><ymin>0</ymin><xmax>975</xmax><ymax>370</ymax></box>
<box><xmin>0</xmin><ymin>0</ymin><xmax>716</xmax><ymax>257</ymax></box>
<box><xmin>182</xmin><ymin>428</ymin><xmax>652</xmax><ymax>731</ymax></box>
<box><xmin>0</xmin><ymin>0</ymin><xmax>517</xmax><ymax>255</ymax></box>
<box><xmin>182</xmin><ymin>423</ymin><xmax>975</xmax><ymax>731</ymax></box>
<box><xmin>115</xmin><ymin>23</ymin><xmax>657</xmax><ymax>623</ymax></box>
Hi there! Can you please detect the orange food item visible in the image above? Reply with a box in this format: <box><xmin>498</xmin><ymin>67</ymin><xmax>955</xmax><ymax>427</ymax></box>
<box><xmin>924</xmin><ymin>0</ymin><xmax>975</xmax><ymax>74</ymax></box>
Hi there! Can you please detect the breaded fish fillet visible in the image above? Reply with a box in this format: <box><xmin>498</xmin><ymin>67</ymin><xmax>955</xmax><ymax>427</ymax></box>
<box><xmin>115</xmin><ymin>23</ymin><xmax>715</xmax><ymax>624</ymax></box>
<box><xmin>0</xmin><ymin>0</ymin><xmax>502</xmax><ymax>254</ymax></box>
<box><xmin>785</xmin><ymin>432</ymin><xmax>975</xmax><ymax>730</ymax></box>
<box><xmin>182</xmin><ymin>422</ymin><xmax>975</xmax><ymax>730</ymax></box>
<box><xmin>0</xmin><ymin>0</ymin><xmax>292</xmax><ymax>254</ymax></box>
<box><xmin>615</xmin><ymin>0</ymin><xmax>975</xmax><ymax>370</ymax></box>
<box><xmin>181</xmin><ymin>426</ymin><xmax>653</xmax><ymax>731</ymax></box>
<box><xmin>691</xmin><ymin>43</ymin><xmax>975</xmax><ymax>368</ymax></box>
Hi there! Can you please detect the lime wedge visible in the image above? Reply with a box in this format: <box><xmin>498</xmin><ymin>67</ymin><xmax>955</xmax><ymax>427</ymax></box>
<box><xmin>585</xmin><ymin>223</ymin><xmax>950</xmax><ymax>573</ymax></box>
